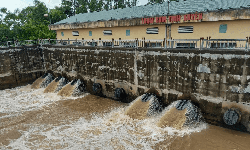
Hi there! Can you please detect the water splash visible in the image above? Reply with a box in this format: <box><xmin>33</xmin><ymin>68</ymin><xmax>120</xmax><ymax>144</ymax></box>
<box><xmin>54</xmin><ymin>77</ymin><xmax>68</xmax><ymax>92</ymax></box>
<box><xmin>40</xmin><ymin>73</ymin><xmax>54</xmax><ymax>88</ymax></box>
<box><xmin>0</xmin><ymin>86</ymin><xmax>208</xmax><ymax>149</ymax></box>
<box><xmin>72</xmin><ymin>79</ymin><xmax>85</xmax><ymax>97</ymax></box>
<box><xmin>125</xmin><ymin>94</ymin><xmax>163</xmax><ymax>119</ymax></box>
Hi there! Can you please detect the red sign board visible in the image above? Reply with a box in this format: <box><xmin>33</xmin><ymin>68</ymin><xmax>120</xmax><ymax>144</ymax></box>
<box><xmin>142</xmin><ymin>13</ymin><xmax>203</xmax><ymax>24</ymax></box>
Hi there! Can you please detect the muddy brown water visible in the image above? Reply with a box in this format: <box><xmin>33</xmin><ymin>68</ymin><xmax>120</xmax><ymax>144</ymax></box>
<box><xmin>157</xmin><ymin>107</ymin><xmax>187</xmax><ymax>130</ymax></box>
<box><xmin>57</xmin><ymin>83</ymin><xmax>76</xmax><ymax>97</ymax></box>
<box><xmin>124</xmin><ymin>97</ymin><xmax>150</xmax><ymax>120</ymax></box>
<box><xmin>44</xmin><ymin>79</ymin><xmax>59</xmax><ymax>93</ymax></box>
<box><xmin>30</xmin><ymin>77</ymin><xmax>44</xmax><ymax>89</ymax></box>
<box><xmin>1</xmin><ymin>83</ymin><xmax>250</xmax><ymax>149</ymax></box>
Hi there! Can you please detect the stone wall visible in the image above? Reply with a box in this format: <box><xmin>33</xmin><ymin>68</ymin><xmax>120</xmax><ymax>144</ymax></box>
<box><xmin>0</xmin><ymin>46</ymin><xmax>45</xmax><ymax>90</ymax></box>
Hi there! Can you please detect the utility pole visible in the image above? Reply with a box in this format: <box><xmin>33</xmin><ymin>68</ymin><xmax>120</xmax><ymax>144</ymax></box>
<box><xmin>165</xmin><ymin>0</ymin><xmax>170</xmax><ymax>49</ymax></box>
<box><xmin>44</xmin><ymin>8</ymin><xmax>51</xmax><ymax>25</ymax></box>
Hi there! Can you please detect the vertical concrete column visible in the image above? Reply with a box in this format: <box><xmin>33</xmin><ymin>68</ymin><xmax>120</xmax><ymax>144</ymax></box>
<box><xmin>68</xmin><ymin>38</ymin><xmax>70</xmax><ymax>45</ymax></box>
<box><xmin>119</xmin><ymin>38</ymin><xmax>121</xmax><ymax>47</ymax></box>
<box><xmin>134</xmin><ymin>49</ymin><xmax>138</xmax><ymax>94</ymax></box>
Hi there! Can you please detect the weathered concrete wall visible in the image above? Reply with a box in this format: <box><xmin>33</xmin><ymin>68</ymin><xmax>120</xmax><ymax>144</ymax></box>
<box><xmin>41</xmin><ymin>46</ymin><xmax>250</xmax><ymax>102</ymax></box>
<box><xmin>0</xmin><ymin>46</ymin><xmax>45</xmax><ymax>90</ymax></box>
<box><xmin>1</xmin><ymin>45</ymin><xmax>250</xmax><ymax>130</ymax></box>
<box><xmin>40</xmin><ymin>46</ymin><xmax>250</xmax><ymax>129</ymax></box>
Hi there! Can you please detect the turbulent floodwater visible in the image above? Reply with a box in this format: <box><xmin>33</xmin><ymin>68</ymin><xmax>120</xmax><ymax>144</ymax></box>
<box><xmin>1</xmin><ymin>84</ymin><xmax>250</xmax><ymax>149</ymax></box>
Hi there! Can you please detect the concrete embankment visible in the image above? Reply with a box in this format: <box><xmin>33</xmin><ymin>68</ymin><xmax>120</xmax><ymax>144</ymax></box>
<box><xmin>1</xmin><ymin>45</ymin><xmax>250</xmax><ymax>131</ymax></box>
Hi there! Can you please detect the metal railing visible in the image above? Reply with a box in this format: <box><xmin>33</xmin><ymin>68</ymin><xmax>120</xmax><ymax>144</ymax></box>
<box><xmin>202</xmin><ymin>39</ymin><xmax>249</xmax><ymax>50</ymax></box>
<box><xmin>0</xmin><ymin>38</ymin><xmax>249</xmax><ymax>50</ymax></box>
<box><xmin>167</xmin><ymin>39</ymin><xmax>199</xmax><ymax>49</ymax></box>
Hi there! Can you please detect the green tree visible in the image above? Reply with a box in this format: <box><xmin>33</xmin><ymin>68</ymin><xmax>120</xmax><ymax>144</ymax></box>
<box><xmin>89</xmin><ymin>0</ymin><xmax>97</xmax><ymax>12</ymax></box>
<box><xmin>49</xmin><ymin>7</ymin><xmax>67</xmax><ymax>24</ymax></box>
<box><xmin>76</xmin><ymin>0</ymin><xmax>88</xmax><ymax>13</ymax></box>
<box><xmin>0</xmin><ymin>0</ymin><xmax>57</xmax><ymax>42</ymax></box>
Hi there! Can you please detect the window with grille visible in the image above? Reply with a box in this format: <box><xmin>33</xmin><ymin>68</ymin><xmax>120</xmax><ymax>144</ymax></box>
<box><xmin>103</xmin><ymin>30</ymin><xmax>112</xmax><ymax>35</ymax></box>
<box><xmin>219</xmin><ymin>24</ymin><xmax>227</xmax><ymax>33</ymax></box>
<box><xmin>72</xmin><ymin>31</ymin><xmax>79</xmax><ymax>36</ymax></box>
<box><xmin>126</xmin><ymin>30</ymin><xmax>130</xmax><ymax>36</ymax></box>
<box><xmin>61</xmin><ymin>32</ymin><xmax>64</xmax><ymax>36</ymax></box>
<box><xmin>89</xmin><ymin>31</ymin><xmax>92</xmax><ymax>36</ymax></box>
<box><xmin>146</xmin><ymin>27</ymin><xmax>158</xmax><ymax>34</ymax></box>
<box><xmin>178</xmin><ymin>26</ymin><xmax>193</xmax><ymax>33</ymax></box>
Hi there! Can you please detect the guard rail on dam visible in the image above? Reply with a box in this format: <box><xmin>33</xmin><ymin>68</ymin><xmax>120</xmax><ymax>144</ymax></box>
<box><xmin>1</xmin><ymin>41</ymin><xmax>250</xmax><ymax>132</ymax></box>
<box><xmin>1</xmin><ymin>37</ymin><xmax>250</xmax><ymax>49</ymax></box>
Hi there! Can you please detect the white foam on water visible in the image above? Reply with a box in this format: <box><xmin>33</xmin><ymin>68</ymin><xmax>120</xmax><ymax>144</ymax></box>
<box><xmin>0</xmin><ymin>86</ymin><xmax>207</xmax><ymax>149</ymax></box>
<box><xmin>7</xmin><ymin>104</ymin><xmax>207</xmax><ymax>150</ymax></box>
<box><xmin>0</xmin><ymin>85</ymin><xmax>87</xmax><ymax>115</ymax></box>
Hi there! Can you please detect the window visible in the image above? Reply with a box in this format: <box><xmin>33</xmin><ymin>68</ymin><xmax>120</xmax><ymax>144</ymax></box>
<box><xmin>219</xmin><ymin>24</ymin><xmax>227</xmax><ymax>33</ymax></box>
<box><xmin>103</xmin><ymin>30</ymin><xmax>112</xmax><ymax>35</ymax></box>
<box><xmin>61</xmin><ymin>32</ymin><xmax>64</xmax><ymax>36</ymax></box>
<box><xmin>72</xmin><ymin>31</ymin><xmax>79</xmax><ymax>36</ymax></box>
<box><xmin>178</xmin><ymin>26</ymin><xmax>193</xmax><ymax>33</ymax></box>
<box><xmin>89</xmin><ymin>31</ymin><xmax>92</xmax><ymax>36</ymax></box>
<box><xmin>146</xmin><ymin>27</ymin><xmax>158</xmax><ymax>34</ymax></box>
<box><xmin>126</xmin><ymin>30</ymin><xmax>130</xmax><ymax>36</ymax></box>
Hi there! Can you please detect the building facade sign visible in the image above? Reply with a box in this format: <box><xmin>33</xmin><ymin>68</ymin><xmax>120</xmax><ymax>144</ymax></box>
<box><xmin>142</xmin><ymin>13</ymin><xmax>203</xmax><ymax>24</ymax></box>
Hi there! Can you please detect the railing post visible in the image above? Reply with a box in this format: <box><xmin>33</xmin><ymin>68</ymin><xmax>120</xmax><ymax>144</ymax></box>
<box><xmin>48</xmin><ymin>38</ymin><xmax>50</xmax><ymax>44</ymax></box>
<box><xmin>112</xmin><ymin>38</ymin><xmax>114</xmax><ymax>48</ymax></box>
<box><xmin>143</xmin><ymin>37</ymin><xmax>145</xmax><ymax>48</ymax></box>
<box><xmin>164</xmin><ymin>38</ymin><xmax>166</xmax><ymax>49</ymax></box>
<box><xmin>99</xmin><ymin>38</ymin><xmax>101</xmax><ymax>46</ymax></box>
<box><xmin>135</xmin><ymin>38</ymin><xmax>137</xmax><ymax>48</ymax></box>
<box><xmin>170</xmin><ymin>37</ymin><xmax>173</xmax><ymax>48</ymax></box>
<box><xmin>119</xmin><ymin>38</ymin><xmax>121</xmax><ymax>47</ymax></box>
<box><xmin>200</xmin><ymin>37</ymin><xmax>204</xmax><ymax>50</ymax></box>
<box><xmin>246</xmin><ymin>37</ymin><xmax>249</xmax><ymax>50</ymax></box>
<box><xmin>248</xmin><ymin>36</ymin><xmax>250</xmax><ymax>50</ymax></box>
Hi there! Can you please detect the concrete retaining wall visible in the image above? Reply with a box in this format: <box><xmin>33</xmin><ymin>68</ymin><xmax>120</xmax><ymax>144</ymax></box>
<box><xmin>1</xmin><ymin>45</ymin><xmax>250</xmax><ymax>130</ymax></box>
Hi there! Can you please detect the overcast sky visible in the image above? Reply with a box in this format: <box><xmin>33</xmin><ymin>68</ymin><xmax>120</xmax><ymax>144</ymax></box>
<box><xmin>1</xmin><ymin>0</ymin><xmax>149</xmax><ymax>14</ymax></box>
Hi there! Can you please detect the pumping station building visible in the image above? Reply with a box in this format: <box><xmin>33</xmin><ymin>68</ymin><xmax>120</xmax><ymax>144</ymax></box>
<box><xmin>49</xmin><ymin>0</ymin><xmax>250</xmax><ymax>49</ymax></box>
